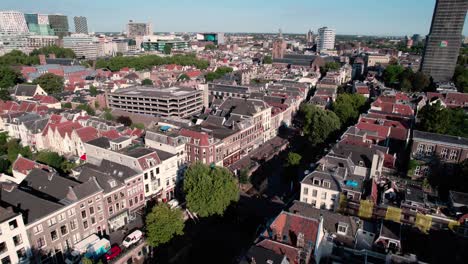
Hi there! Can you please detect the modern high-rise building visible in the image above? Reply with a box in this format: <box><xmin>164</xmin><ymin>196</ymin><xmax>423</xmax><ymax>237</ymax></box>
<box><xmin>48</xmin><ymin>14</ymin><xmax>69</xmax><ymax>37</ymax></box>
<box><xmin>63</xmin><ymin>34</ymin><xmax>98</xmax><ymax>59</ymax></box>
<box><xmin>24</xmin><ymin>13</ymin><xmax>38</xmax><ymax>25</ymax></box>
<box><xmin>37</xmin><ymin>14</ymin><xmax>49</xmax><ymax>25</ymax></box>
<box><xmin>0</xmin><ymin>11</ymin><xmax>29</xmax><ymax>33</ymax></box>
<box><xmin>126</xmin><ymin>20</ymin><xmax>152</xmax><ymax>38</ymax></box>
<box><xmin>317</xmin><ymin>27</ymin><xmax>336</xmax><ymax>52</ymax></box>
<box><xmin>74</xmin><ymin>16</ymin><xmax>88</xmax><ymax>34</ymax></box>
<box><xmin>421</xmin><ymin>0</ymin><xmax>468</xmax><ymax>82</ymax></box>
<box><xmin>306</xmin><ymin>29</ymin><xmax>314</xmax><ymax>45</ymax></box>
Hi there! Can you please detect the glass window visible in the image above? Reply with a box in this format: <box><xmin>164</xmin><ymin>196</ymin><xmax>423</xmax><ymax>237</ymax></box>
<box><xmin>60</xmin><ymin>225</ymin><xmax>68</xmax><ymax>236</ymax></box>
<box><xmin>13</xmin><ymin>235</ymin><xmax>22</xmax><ymax>246</ymax></box>
<box><xmin>50</xmin><ymin>230</ymin><xmax>58</xmax><ymax>241</ymax></box>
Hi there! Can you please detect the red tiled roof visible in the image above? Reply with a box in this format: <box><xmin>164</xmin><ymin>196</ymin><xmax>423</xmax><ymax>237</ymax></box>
<box><xmin>12</xmin><ymin>156</ymin><xmax>49</xmax><ymax>175</ymax></box>
<box><xmin>33</xmin><ymin>95</ymin><xmax>59</xmax><ymax>104</ymax></box>
<box><xmin>264</xmin><ymin>211</ymin><xmax>319</xmax><ymax>249</ymax></box>
<box><xmin>75</xmin><ymin>126</ymin><xmax>99</xmax><ymax>142</ymax></box>
<box><xmin>100</xmin><ymin>129</ymin><xmax>121</xmax><ymax>140</ymax></box>
<box><xmin>185</xmin><ymin>70</ymin><xmax>202</xmax><ymax>78</ymax></box>
<box><xmin>0</xmin><ymin>100</ymin><xmax>20</xmax><ymax>113</ymax></box>
<box><xmin>357</xmin><ymin>87</ymin><xmax>369</xmax><ymax>94</ymax></box>
<box><xmin>180</xmin><ymin>129</ymin><xmax>211</xmax><ymax>146</ymax></box>
<box><xmin>356</xmin><ymin>122</ymin><xmax>390</xmax><ymax>139</ymax></box>
<box><xmin>257</xmin><ymin>239</ymin><xmax>300</xmax><ymax>264</ymax></box>
<box><xmin>445</xmin><ymin>92</ymin><xmax>468</xmax><ymax>108</ymax></box>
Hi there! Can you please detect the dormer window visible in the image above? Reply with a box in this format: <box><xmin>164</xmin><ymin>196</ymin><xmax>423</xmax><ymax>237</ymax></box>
<box><xmin>337</xmin><ymin>222</ymin><xmax>348</xmax><ymax>235</ymax></box>
<box><xmin>109</xmin><ymin>180</ymin><xmax>117</xmax><ymax>188</ymax></box>
<box><xmin>313</xmin><ymin>179</ymin><xmax>320</xmax><ymax>185</ymax></box>
<box><xmin>323</xmin><ymin>181</ymin><xmax>331</xmax><ymax>188</ymax></box>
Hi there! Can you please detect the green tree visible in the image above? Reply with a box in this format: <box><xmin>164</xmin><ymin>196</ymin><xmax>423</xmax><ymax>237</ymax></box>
<box><xmin>0</xmin><ymin>159</ymin><xmax>11</xmax><ymax>173</ymax></box>
<box><xmin>131</xmin><ymin>123</ymin><xmax>145</xmax><ymax>129</ymax></box>
<box><xmin>320</xmin><ymin>62</ymin><xmax>341</xmax><ymax>76</ymax></box>
<box><xmin>94</xmin><ymin>101</ymin><xmax>100</xmax><ymax>109</ymax></box>
<box><xmin>418</xmin><ymin>102</ymin><xmax>453</xmax><ymax>135</ymax></box>
<box><xmin>95</xmin><ymin>54</ymin><xmax>209</xmax><ymax>71</ymax></box>
<box><xmin>239</xmin><ymin>168</ymin><xmax>249</xmax><ymax>184</ymax></box>
<box><xmin>382</xmin><ymin>65</ymin><xmax>404</xmax><ymax>87</ymax></box>
<box><xmin>183</xmin><ymin>162</ymin><xmax>239</xmax><ymax>217</ymax></box>
<box><xmin>331</xmin><ymin>94</ymin><xmax>366</xmax><ymax>126</ymax></box>
<box><xmin>7</xmin><ymin>139</ymin><xmax>32</xmax><ymax>163</ymax></box>
<box><xmin>285</xmin><ymin>152</ymin><xmax>302</xmax><ymax>168</ymax></box>
<box><xmin>30</xmin><ymin>45</ymin><xmax>76</xmax><ymax>58</ymax></box>
<box><xmin>411</xmin><ymin>71</ymin><xmax>430</xmax><ymax>92</ymax></box>
<box><xmin>453</xmin><ymin>65</ymin><xmax>468</xmax><ymax>93</ymax></box>
<box><xmin>0</xmin><ymin>132</ymin><xmax>8</xmax><ymax>155</ymax></box>
<box><xmin>178</xmin><ymin>74</ymin><xmax>190</xmax><ymax>81</ymax></box>
<box><xmin>141</xmin><ymin>78</ymin><xmax>153</xmax><ymax>86</ymax></box>
<box><xmin>32</xmin><ymin>73</ymin><xmax>64</xmax><ymax>94</ymax></box>
<box><xmin>263</xmin><ymin>56</ymin><xmax>273</xmax><ymax>64</ymax></box>
<box><xmin>81</xmin><ymin>257</ymin><xmax>93</xmax><ymax>264</ymax></box>
<box><xmin>103</xmin><ymin>109</ymin><xmax>114</xmax><ymax>121</ymax></box>
<box><xmin>116</xmin><ymin>115</ymin><xmax>132</xmax><ymax>126</ymax></box>
<box><xmin>0</xmin><ymin>66</ymin><xmax>22</xmax><ymax>89</ymax></box>
<box><xmin>89</xmin><ymin>86</ymin><xmax>98</xmax><ymax>96</ymax></box>
<box><xmin>400</xmin><ymin>78</ymin><xmax>413</xmax><ymax>92</ymax></box>
<box><xmin>205</xmin><ymin>67</ymin><xmax>233</xmax><ymax>82</ymax></box>
<box><xmin>300</xmin><ymin>104</ymin><xmax>341</xmax><ymax>146</ymax></box>
<box><xmin>163</xmin><ymin>44</ymin><xmax>172</xmax><ymax>55</ymax></box>
<box><xmin>36</xmin><ymin>151</ymin><xmax>64</xmax><ymax>170</ymax></box>
<box><xmin>204</xmin><ymin>44</ymin><xmax>217</xmax><ymax>50</ymax></box>
<box><xmin>76</xmin><ymin>104</ymin><xmax>95</xmax><ymax>116</ymax></box>
<box><xmin>145</xmin><ymin>204</ymin><xmax>185</xmax><ymax>247</ymax></box>
<box><xmin>62</xmin><ymin>102</ymin><xmax>72</xmax><ymax>108</ymax></box>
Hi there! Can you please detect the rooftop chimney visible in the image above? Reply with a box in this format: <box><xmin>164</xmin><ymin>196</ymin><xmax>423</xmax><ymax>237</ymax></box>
<box><xmin>39</xmin><ymin>54</ymin><xmax>46</xmax><ymax>65</ymax></box>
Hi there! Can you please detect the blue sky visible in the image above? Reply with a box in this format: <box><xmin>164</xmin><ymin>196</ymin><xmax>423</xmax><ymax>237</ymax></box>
<box><xmin>3</xmin><ymin>0</ymin><xmax>468</xmax><ymax>36</ymax></box>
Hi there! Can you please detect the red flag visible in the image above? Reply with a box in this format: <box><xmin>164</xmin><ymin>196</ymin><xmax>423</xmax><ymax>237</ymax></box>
<box><xmin>80</xmin><ymin>154</ymin><xmax>87</xmax><ymax>161</ymax></box>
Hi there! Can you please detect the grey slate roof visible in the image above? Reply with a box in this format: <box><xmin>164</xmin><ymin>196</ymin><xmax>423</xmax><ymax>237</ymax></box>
<box><xmin>24</xmin><ymin>168</ymin><xmax>79</xmax><ymax>202</ymax></box>
<box><xmin>11</xmin><ymin>84</ymin><xmax>38</xmax><ymax>97</ymax></box>
<box><xmin>0</xmin><ymin>184</ymin><xmax>64</xmax><ymax>225</ymax></box>
<box><xmin>413</xmin><ymin>130</ymin><xmax>468</xmax><ymax>148</ymax></box>
<box><xmin>86</xmin><ymin>137</ymin><xmax>111</xmax><ymax>149</ymax></box>
<box><xmin>69</xmin><ymin>177</ymin><xmax>102</xmax><ymax>200</ymax></box>
<box><xmin>379</xmin><ymin>220</ymin><xmax>401</xmax><ymax>240</ymax></box>
<box><xmin>0</xmin><ymin>205</ymin><xmax>19</xmax><ymax>223</ymax></box>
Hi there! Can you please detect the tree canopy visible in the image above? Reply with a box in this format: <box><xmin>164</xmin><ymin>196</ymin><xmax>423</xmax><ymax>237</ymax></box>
<box><xmin>263</xmin><ymin>56</ymin><xmax>273</xmax><ymax>64</ymax></box>
<box><xmin>0</xmin><ymin>66</ymin><xmax>23</xmax><ymax>100</ymax></box>
<box><xmin>30</xmin><ymin>45</ymin><xmax>76</xmax><ymax>58</ymax></box>
<box><xmin>178</xmin><ymin>74</ymin><xmax>190</xmax><ymax>81</ymax></box>
<box><xmin>299</xmin><ymin>104</ymin><xmax>341</xmax><ymax>146</ymax></box>
<box><xmin>418</xmin><ymin>101</ymin><xmax>468</xmax><ymax>137</ymax></box>
<box><xmin>331</xmin><ymin>93</ymin><xmax>367</xmax><ymax>126</ymax></box>
<box><xmin>163</xmin><ymin>44</ymin><xmax>172</xmax><ymax>55</ymax></box>
<box><xmin>320</xmin><ymin>62</ymin><xmax>341</xmax><ymax>76</ymax></box>
<box><xmin>453</xmin><ymin>65</ymin><xmax>468</xmax><ymax>93</ymax></box>
<box><xmin>76</xmin><ymin>104</ymin><xmax>95</xmax><ymax>116</ymax></box>
<box><xmin>116</xmin><ymin>115</ymin><xmax>132</xmax><ymax>126</ymax></box>
<box><xmin>36</xmin><ymin>151</ymin><xmax>76</xmax><ymax>173</ymax></box>
<box><xmin>382</xmin><ymin>65</ymin><xmax>431</xmax><ymax>92</ymax></box>
<box><xmin>145</xmin><ymin>204</ymin><xmax>185</xmax><ymax>247</ymax></box>
<box><xmin>95</xmin><ymin>54</ymin><xmax>209</xmax><ymax>71</ymax></box>
<box><xmin>0</xmin><ymin>50</ymin><xmax>39</xmax><ymax>66</ymax></box>
<box><xmin>141</xmin><ymin>78</ymin><xmax>153</xmax><ymax>86</ymax></box>
<box><xmin>285</xmin><ymin>152</ymin><xmax>302</xmax><ymax>168</ymax></box>
<box><xmin>205</xmin><ymin>66</ymin><xmax>233</xmax><ymax>82</ymax></box>
<box><xmin>204</xmin><ymin>44</ymin><xmax>217</xmax><ymax>51</ymax></box>
<box><xmin>89</xmin><ymin>86</ymin><xmax>99</xmax><ymax>96</ymax></box>
<box><xmin>32</xmin><ymin>73</ymin><xmax>64</xmax><ymax>94</ymax></box>
<box><xmin>183</xmin><ymin>162</ymin><xmax>239</xmax><ymax>217</ymax></box>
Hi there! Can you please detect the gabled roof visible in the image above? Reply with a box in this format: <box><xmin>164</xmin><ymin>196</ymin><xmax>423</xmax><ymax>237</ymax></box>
<box><xmin>75</xmin><ymin>126</ymin><xmax>99</xmax><ymax>142</ymax></box>
<box><xmin>264</xmin><ymin>211</ymin><xmax>319</xmax><ymax>249</ymax></box>
<box><xmin>12</xmin><ymin>156</ymin><xmax>50</xmax><ymax>176</ymax></box>
<box><xmin>11</xmin><ymin>84</ymin><xmax>40</xmax><ymax>97</ymax></box>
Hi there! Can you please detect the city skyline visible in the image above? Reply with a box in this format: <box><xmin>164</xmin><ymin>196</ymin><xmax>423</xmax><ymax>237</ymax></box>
<box><xmin>2</xmin><ymin>0</ymin><xmax>468</xmax><ymax>36</ymax></box>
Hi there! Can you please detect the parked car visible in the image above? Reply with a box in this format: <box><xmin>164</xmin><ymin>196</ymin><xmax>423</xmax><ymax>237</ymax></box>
<box><xmin>122</xmin><ymin>230</ymin><xmax>143</xmax><ymax>248</ymax></box>
<box><xmin>105</xmin><ymin>245</ymin><xmax>122</xmax><ymax>261</ymax></box>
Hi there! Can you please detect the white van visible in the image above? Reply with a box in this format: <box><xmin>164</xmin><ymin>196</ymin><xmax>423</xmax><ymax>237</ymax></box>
<box><xmin>122</xmin><ymin>230</ymin><xmax>143</xmax><ymax>248</ymax></box>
